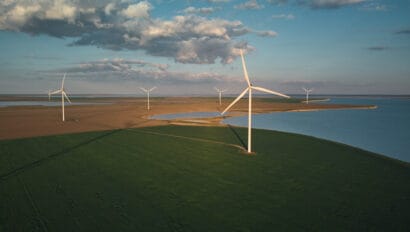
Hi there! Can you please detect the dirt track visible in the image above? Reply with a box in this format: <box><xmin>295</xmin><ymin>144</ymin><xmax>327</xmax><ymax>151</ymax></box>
<box><xmin>0</xmin><ymin>97</ymin><xmax>374</xmax><ymax>140</ymax></box>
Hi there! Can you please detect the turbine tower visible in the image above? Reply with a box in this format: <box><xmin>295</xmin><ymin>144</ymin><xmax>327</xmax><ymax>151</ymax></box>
<box><xmin>303</xmin><ymin>88</ymin><xmax>313</xmax><ymax>104</ymax></box>
<box><xmin>214</xmin><ymin>87</ymin><xmax>227</xmax><ymax>106</ymax></box>
<box><xmin>221</xmin><ymin>50</ymin><xmax>290</xmax><ymax>153</ymax></box>
<box><xmin>50</xmin><ymin>73</ymin><xmax>71</xmax><ymax>122</ymax></box>
<box><xmin>140</xmin><ymin>86</ymin><xmax>156</xmax><ymax>110</ymax></box>
<box><xmin>47</xmin><ymin>90</ymin><xmax>51</xmax><ymax>101</ymax></box>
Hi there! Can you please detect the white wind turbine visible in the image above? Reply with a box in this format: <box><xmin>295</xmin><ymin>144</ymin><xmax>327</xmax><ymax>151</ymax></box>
<box><xmin>46</xmin><ymin>90</ymin><xmax>51</xmax><ymax>101</ymax></box>
<box><xmin>302</xmin><ymin>87</ymin><xmax>313</xmax><ymax>104</ymax></box>
<box><xmin>221</xmin><ymin>50</ymin><xmax>290</xmax><ymax>153</ymax></box>
<box><xmin>50</xmin><ymin>73</ymin><xmax>71</xmax><ymax>122</ymax></box>
<box><xmin>214</xmin><ymin>87</ymin><xmax>228</xmax><ymax>106</ymax></box>
<box><xmin>139</xmin><ymin>86</ymin><xmax>156</xmax><ymax>110</ymax></box>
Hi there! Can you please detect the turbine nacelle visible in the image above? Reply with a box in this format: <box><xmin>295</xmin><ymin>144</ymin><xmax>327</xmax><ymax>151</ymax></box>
<box><xmin>214</xmin><ymin>87</ymin><xmax>228</xmax><ymax>93</ymax></box>
<box><xmin>303</xmin><ymin>87</ymin><xmax>313</xmax><ymax>93</ymax></box>
<box><xmin>221</xmin><ymin>86</ymin><xmax>289</xmax><ymax>115</ymax></box>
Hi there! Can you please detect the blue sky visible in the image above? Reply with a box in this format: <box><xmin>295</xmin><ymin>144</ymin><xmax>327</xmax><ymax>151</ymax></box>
<box><xmin>0</xmin><ymin>0</ymin><xmax>409</xmax><ymax>95</ymax></box>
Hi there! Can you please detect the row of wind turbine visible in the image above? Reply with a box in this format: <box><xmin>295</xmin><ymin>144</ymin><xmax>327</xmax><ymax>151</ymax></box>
<box><xmin>47</xmin><ymin>51</ymin><xmax>308</xmax><ymax>155</ymax></box>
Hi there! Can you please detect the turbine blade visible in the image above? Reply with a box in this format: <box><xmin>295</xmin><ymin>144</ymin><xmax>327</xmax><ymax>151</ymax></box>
<box><xmin>214</xmin><ymin>87</ymin><xmax>220</xmax><ymax>92</ymax></box>
<box><xmin>62</xmin><ymin>73</ymin><xmax>66</xmax><ymax>89</ymax></box>
<box><xmin>149</xmin><ymin>86</ymin><xmax>156</xmax><ymax>91</ymax></box>
<box><xmin>240</xmin><ymin>50</ymin><xmax>251</xmax><ymax>87</ymax></box>
<box><xmin>222</xmin><ymin>89</ymin><xmax>228</xmax><ymax>92</ymax></box>
<box><xmin>302</xmin><ymin>87</ymin><xmax>307</xmax><ymax>92</ymax></box>
<box><xmin>251</xmin><ymin>86</ymin><xmax>290</xmax><ymax>98</ymax></box>
<box><xmin>50</xmin><ymin>89</ymin><xmax>62</xmax><ymax>94</ymax></box>
<box><xmin>140</xmin><ymin>87</ymin><xmax>148</xmax><ymax>92</ymax></box>
<box><xmin>63</xmin><ymin>91</ymin><xmax>71</xmax><ymax>103</ymax></box>
<box><xmin>221</xmin><ymin>88</ymin><xmax>249</xmax><ymax>115</ymax></box>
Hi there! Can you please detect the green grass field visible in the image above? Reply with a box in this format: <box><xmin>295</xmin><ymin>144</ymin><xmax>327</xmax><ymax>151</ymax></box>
<box><xmin>1</xmin><ymin>125</ymin><xmax>409</xmax><ymax>231</ymax></box>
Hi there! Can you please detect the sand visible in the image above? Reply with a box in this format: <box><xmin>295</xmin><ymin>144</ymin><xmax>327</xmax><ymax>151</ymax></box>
<box><xmin>0</xmin><ymin>97</ymin><xmax>375</xmax><ymax>140</ymax></box>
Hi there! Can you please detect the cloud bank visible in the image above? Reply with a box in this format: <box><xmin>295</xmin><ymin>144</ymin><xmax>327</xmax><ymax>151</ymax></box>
<box><xmin>0</xmin><ymin>0</ymin><xmax>276</xmax><ymax>64</ymax></box>
<box><xmin>56</xmin><ymin>58</ymin><xmax>238</xmax><ymax>84</ymax></box>
<box><xmin>267</xmin><ymin>0</ymin><xmax>366</xmax><ymax>9</ymax></box>
<box><xmin>181</xmin><ymin>6</ymin><xmax>219</xmax><ymax>15</ymax></box>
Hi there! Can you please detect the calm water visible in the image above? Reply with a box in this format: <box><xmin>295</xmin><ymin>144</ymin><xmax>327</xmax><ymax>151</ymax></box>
<box><xmin>151</xmin><ymin>112</ymin><xmax>220</xmax><ymax>120</ymax></box>
<box><xmin>0</xmin><ymin>101</ymin><xmax>105</xmax><ymax>107</ymax></box>
<box><xmin>224</xmin><ymin>97</ymin><xmax>410</xmax><ymax>163</ymax></box>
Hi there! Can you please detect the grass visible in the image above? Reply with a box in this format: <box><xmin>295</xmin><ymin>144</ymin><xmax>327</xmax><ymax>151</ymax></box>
<box><xmin>1</xmin><ymin>125</ymin><xmax>409</xmax><ymax>231</ymax></box>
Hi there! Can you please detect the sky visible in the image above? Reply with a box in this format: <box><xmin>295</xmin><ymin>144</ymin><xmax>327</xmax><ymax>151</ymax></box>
<box><xmin>0</xmin><ymin>0</ymin><xmax>409</xmax><ymax>95</ymax></box>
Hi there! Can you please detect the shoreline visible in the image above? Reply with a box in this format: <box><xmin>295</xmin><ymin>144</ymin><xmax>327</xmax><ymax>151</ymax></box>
<box><xmin>301</xmin><ymin>98</ymin><xmax>331</xmax><ymax>103</ymax></box>
<box><xmin>0</xmin><ymin>97</ymin><xmax>376</xmax><ymax>140</ymax></box>
<box><xmin>149</xmin><ymin>104</ymin><xmax>378</xmax><ymax>125</ymax></box>
<box><xmin>285</xmin><ymin>105</ymin><xmax>377</xmax><ymax>112</ymax></box>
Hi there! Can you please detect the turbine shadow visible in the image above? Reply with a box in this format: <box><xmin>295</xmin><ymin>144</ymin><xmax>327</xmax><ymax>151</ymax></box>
<box><xmin>227</xmin><ymin>124</ymin><xmax>247</xmax><ymax>151</ymax></box>
<box><xmin>0</xmin><ymin>129</ymin><xmax>120</xmax><ymax>182</ymax></box>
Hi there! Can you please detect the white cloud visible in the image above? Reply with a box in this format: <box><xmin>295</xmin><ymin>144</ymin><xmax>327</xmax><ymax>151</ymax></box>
<box><xmin>272</xmin><ymin>14</ymin><xmax>295</xmax><ymax>20</ymax></box>
<box><xmin>58</xmin><ymin>58</ymin><xmax>236</xmax><ymax>84</ymax></box>
<box><xmin>1</xmin><ymin>4</ymin><xmax>41</xmax><ymax>28</ymax></box>
<box><xmin>267</xmin><ymin>0</ymin><xmax>288</xmax><ymax>5</ymax></box>
<box><xmin>0</xmin><ymin>0</ymin><xmax>94</xmax><ymax>30</ymax></box>
<box><xmin>44</xmin><ymin>0</ymin><xmax>77</xmax><ymax>23</ymax></box>
<box><xmin>208</xmin><ymin>0</ymin><xmax>230</xmax><ymax>3</ymax></box>
<box><xmin>0</xmin><ymin>1</ymin><xmax>276</xmax><ymax>64</ymax></box>
<box><xmin>254</xmin><ymin>30</ymin><xmax>278</xmax><ymax>37</ymax></box>
<box><xmin>116</xmin><ymin>15</ymin><xmax>256</xmax><ymax>64</ymax></box>
<box><xmin>181</xmin><ymin>6</ymin><xmax>218</xmax><ymax>14</ymax></box>
<box><xmin>234</xmin><ymin>0</ymin><xmax>264</xmax><ymax>10</ymax></box>
<box><xmin>63</xmin><ymin>58</ymin><xmax>169</xmax><ymax>73</ymax></box>
<box><xmin>360</xmin><ymin>2</ymin><xmax>387</xmax><ymax>11</ymax></box>
<box><xmin>104</xmin><ymin>3</ymin><xmax>116</xmax><ymax>15</ymax></box>
<box><xmin>121</xmin><ymin>1</ymin><xmax>151</xmax><ymax>18</ymax></box>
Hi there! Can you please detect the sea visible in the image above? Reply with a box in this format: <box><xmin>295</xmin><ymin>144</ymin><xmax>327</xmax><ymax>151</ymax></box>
<box><xmin>223</xmin><ymin>97</ymin><xmax>410</xmax><ymax>163</ymax></box>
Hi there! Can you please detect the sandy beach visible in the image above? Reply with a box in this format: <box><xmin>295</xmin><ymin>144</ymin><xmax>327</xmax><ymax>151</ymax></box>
<box><xmin>0</xmin><ymin>97</ymin><xmax>375</xmax><ymax>140</ymax></box>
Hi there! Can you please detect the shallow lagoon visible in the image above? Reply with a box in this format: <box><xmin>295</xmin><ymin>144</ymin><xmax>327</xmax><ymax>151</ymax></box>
<box><xmin>224</xmin><ymin>97</ymin><xmax>410</xmax><ymax>163</ymax></box>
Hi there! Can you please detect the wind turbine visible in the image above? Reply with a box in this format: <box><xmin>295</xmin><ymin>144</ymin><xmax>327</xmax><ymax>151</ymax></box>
<box><xmin>221</xmin><ymin>50</ymin><xmax>290</xmax><ymax>153</ymax></box>
<box><xmin>50</xmin><ymin>73</ymin><xmax>71</xmax><ymax>122</ymax></box>
<box><xmin>46</xmin><ymin>90</ymin><xmax>51</xmax><ymax>101</ymax></box>
<box><xmin>214</xmin><ymin>87</ymin><xmax>228</xmax><ymax>106</ymax></box>
<box><xmin>302</xmin><ymin>88</ymin><xmax>313</xmax><ymax>104</ymax></box>
<box><xmin>139</xmin><ymin>86</ymin><xmax>156</xmax><ymax>110</ymax></box>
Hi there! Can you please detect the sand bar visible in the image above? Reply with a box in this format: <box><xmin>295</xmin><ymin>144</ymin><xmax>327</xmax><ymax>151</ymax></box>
<box><xmin>0</xmin><ymin>97</ymin><xmax>375</xmax><ymax>140</ymax></box>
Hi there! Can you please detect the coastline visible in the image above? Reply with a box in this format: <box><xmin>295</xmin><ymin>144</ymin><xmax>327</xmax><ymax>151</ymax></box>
<box><xmin>0</xmin><ymin>97</ymin><xmax>376</xmax><ymax>140</ymax></box>
<box><xmin>285</xmin><ymin>105</ymin><xmax>377</xmax><ymax>112</ymax></box>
